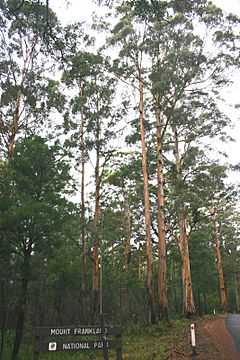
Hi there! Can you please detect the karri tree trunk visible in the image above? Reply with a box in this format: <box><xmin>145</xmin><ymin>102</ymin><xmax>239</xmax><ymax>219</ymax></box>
<box><xmin>204</xmin><ymin>291</ymin><xmax>208</xmax><ymax>314</ymax></box>
<box><xmin>8</xmin><ymin>54</ymin><xmax>29</xmax><ymax>160</ymax></box>
<box><xmin>233</xmin><ymin>272</ymin><xmax>239</xmax><ymax>313</ymax></box>
<box><xmin>92</xmin><ymin>116</ymin><xmax>101</xmax><ymax>323</ymax></box>
<box><xmin>11</xmin><ymin>248</ymin><xmax>31</xmax><ymax>360</ymax></box>
<box><xmin>173</xmin><ymin>128</ymin><xmax>195</xmax><ymax>317</ymax></box>
<box><xmin>138</xmin><ymin>245</ymin><xmax>142</xmax><ymax>280</ymax></box>
<box><xmin>137</xmin><ymin>63</ymin><xmax>155</xmax><ymax>325</ymax></box>
<box><xmin>8</xmin><ymin>90</ymin><xmax>21</xmax><ymax>160</ymax></box>
<box><xmin>155</xmin><ymin>100</ymin><xmax>168</xmax><ymax>321</ymax></box>
<box><xmin>198</xmin><ymin>289</ymin><xmax>202</xmax><ymax>317</ymax></box>
<box><xmin>80</xmin><ymin>80</ymin><xmax>88</xmax><ymax>321</ymax></box>
<box><xmin>124</xmin><ymin>196</ymin><xmax>131</xmax><ymax>269</ymax></box>
<box><xmin>172</xmin><ymin>259</ymin><xmax>179</xmax><ymax>313</ymax></box>
<box><xmin>123</xmin><ymin>196</ymin><xmax>131</xmax><ymax>317</ymax></box>
<box><xmin>0</xmin><ymin>280</ymin><xmax>6</xmax><ymax>360</ymax></box>
<box><xmin>179</xmin><ymin>218</ymin><xmax>195</xmax><ymax>317</ymax></box>
<box><xmin>212</xmin><ymin>211</ymin><xmax>228</xmax><ymax>312</ymax></box>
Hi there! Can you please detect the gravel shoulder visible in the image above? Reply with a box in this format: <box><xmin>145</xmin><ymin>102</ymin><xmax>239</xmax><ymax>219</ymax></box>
<box><xmin>167</xmin><ymin>315</ymin><xmax>240</xmax><ymax>360</ymax></box>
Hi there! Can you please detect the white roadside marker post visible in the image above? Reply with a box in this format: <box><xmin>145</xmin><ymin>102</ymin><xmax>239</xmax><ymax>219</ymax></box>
<box><xmin>190</xmin><ymin>323</ymin><xmax>197</xmax><ymax>356</ymax></box>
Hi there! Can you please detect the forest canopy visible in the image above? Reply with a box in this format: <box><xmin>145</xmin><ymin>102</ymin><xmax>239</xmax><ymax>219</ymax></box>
<box><xmin>0</xmin><ymin>0</ymin><xmax>239</xmax><ymax>359</ymax></box>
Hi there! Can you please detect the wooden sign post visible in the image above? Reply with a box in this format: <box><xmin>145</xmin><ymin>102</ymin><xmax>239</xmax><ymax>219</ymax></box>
<box><xmin>34</xmin><ymin>325</ymin><xmax>122</xmax><ymax>359</ymax></box>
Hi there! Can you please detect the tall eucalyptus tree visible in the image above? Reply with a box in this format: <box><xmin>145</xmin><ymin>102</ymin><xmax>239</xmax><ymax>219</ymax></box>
<box><xmin>145</xmin><ymin>0</ymin><xmax>239</xmax><ymax>317</ymax></box>
<box><xmin>108</xmin><ymin>2</ymin><xmax>156</xmax><ymax>324</ymax></box>
<box><xmin>0</xmin><ymin>1</ymin><xmax>64</xmax><ymax>159</ymax></box>
<box><xmin>63</xmin><ymin>48</ymin><xmax>120</xmax><ymax>322</ymax></box>
<box><xmin>204</xmin><ymin>163</ymin><xmax>239</xmax><ymax>312</ymax></box>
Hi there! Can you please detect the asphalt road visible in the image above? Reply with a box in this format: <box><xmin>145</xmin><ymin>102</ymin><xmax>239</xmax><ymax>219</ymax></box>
<box><xmin>226</xmin><ymin>314</ymin><xmax>240</xmax><ymax>354</ymax></box>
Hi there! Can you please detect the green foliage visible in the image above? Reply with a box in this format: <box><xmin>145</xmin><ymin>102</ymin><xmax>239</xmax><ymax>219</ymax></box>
<box><xmin>6</xmin><ymin>136</ymin><xmax>75</xmax><ymax>248</ymax></box>
<box><xmin>0</xmin><ymin>0</ymin><xmax>65</xmax><ymax>158</ymax></box>
<box><xmin>0</xmin><ymin>0</ymin><xmax>240</xmax><ymax>358</ymax></box>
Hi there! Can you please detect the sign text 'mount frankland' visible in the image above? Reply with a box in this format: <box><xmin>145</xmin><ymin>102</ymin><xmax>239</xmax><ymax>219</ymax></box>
<box><xmin>50</xmin><ymin>327</ymin><xmax>104</xmax><ymax>336</ymax></box>
<box><xmin>35</xmin><ymin>325</ymin><xmax>121</xmax><ymax>337</ymax></box>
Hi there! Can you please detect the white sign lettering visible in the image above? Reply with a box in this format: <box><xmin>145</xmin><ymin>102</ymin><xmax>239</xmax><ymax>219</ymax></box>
<box><xmin>93</xmin><ymin>341</ymin><xmax>109</xmax><ymax>349</ymax></box>
<box><xmin>62</xmin><ymin>342</ymin><xmax>91</xmax><ymax>350</ymax></box>
<box><xmin>73</xmin><ymin>327</ymin><xmax>107</xmax><ymax>335</ymax></box>
<box><xmin>50</xmin><ymin>328</ymin><xmax>71</xmax><ymax>336</ymax></box>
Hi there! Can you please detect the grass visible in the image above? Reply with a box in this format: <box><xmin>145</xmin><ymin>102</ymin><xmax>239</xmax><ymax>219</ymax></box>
<box><xmin>2</xmin><ymin>318</ymin><xmax>199</xmax><ymax>359</ymax></box>
<box><xmin>118</xmin><ymin>318</ymin><xmax>195</xmax><ymax>359</ymax></box>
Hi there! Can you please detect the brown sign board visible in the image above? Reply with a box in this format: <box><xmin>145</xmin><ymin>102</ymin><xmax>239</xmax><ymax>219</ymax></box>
<box><xmin>36</xmin><ymin>339</ymin><xmax>122</xmax><ymax>352</ymax></box>
<box><xmin>35</xmin><ymin>325</ymin><xmax>122</xmax><ymax>337</ymax></box>
<box><xmin>34</xmin><ymin>324</ymin><xmax>122</xmax><ymax>359</ymax></box>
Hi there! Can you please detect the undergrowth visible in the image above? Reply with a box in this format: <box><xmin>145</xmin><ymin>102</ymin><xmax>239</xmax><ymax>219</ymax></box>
<box><xmin>2</xmin><ymin>317</ymin><xmax>202</xmax><ymax>359</ymax></box>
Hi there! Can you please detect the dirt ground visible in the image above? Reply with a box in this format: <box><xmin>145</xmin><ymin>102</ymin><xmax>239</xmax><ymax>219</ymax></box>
<box><xmin>167</xmin><ymin>315</ymin><xmax>240</xmax><ymax>360</ymax></box>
